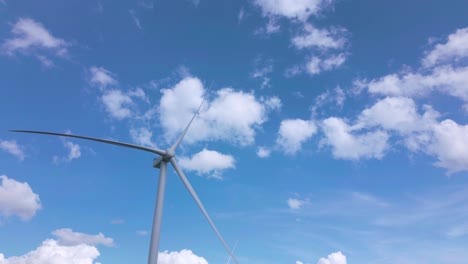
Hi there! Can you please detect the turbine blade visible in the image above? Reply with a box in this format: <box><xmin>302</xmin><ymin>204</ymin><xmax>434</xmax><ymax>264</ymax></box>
<box><xmin>226</xmin><ymin>240</ymin><xmax>238</xmax><ymax>264</ymax></box>
<box><xmin>170</xmin><ymin>158</ymin><xmax>239</xmax><ymax>264</ymax></box>
<box><xmin>169</xmin><ymin>82</ymin><xmax>213</xmax><ymax>152</ymax></box>
<box><xmin>10</xmin><ymin>130</ymin><xmax>165</xmax><ymax>156</ymax></box>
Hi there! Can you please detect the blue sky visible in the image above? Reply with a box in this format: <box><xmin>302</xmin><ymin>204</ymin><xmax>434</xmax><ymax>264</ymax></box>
<box><xmin>1</xmin><ymin>0</ymin><xmax>468</xmax><ymax>263</ymax></box>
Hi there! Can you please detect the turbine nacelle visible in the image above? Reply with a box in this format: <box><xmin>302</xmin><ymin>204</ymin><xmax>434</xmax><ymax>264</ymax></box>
<box><xmin>153</xmin><ymin>150</ymin><xmax>175</xmax><ymax>169</ymax></box>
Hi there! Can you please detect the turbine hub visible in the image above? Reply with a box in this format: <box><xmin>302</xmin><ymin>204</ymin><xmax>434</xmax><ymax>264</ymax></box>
<box><xmin>165</xmin><ymin>149</ymin><xmax>175</xmax><ymax>159</ymax></box>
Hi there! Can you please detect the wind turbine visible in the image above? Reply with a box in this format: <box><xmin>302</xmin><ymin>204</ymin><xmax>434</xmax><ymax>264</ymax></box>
<box><xmin>10</xmin><ymin>92</ymin><xmax>240</xmax><ymax>264</ymax></box>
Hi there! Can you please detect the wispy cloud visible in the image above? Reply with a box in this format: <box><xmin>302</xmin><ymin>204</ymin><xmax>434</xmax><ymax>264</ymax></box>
<box><xmin>2</xmin><ymin>18</ymin><xmax>69</xmax><ymax>66</ymax></box>
<box><xmin>129</xmin><ymin>9</ymin><xmax>142</xmax><ymax>30</ymax></box>
<box><xmin>0</xmin><ymin>140</ymin><xmax>25</xmax><ymax>160</ymax></box>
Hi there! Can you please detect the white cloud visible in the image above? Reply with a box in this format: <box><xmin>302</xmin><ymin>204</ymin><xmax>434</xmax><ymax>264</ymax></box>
<box><xmin>159</xmin><ymin>77</ymin><xmax>276</xmax><ymax>145</ymax></box>
<box><xmin>256</xmin><ymin>147</ymin><xmax>271</xmax><ymax>158</ymax></box>
<box><xmin>306</xmin><ymin>57</ymin><xmax>321</xmax><ymax>75</ymax></box>
<box><xmin>320</xmin><ymin>96</ymin><xmax>468</xmax><ymax>173</ymax></box>
<box><xmin>277</xmin><ymin>119</ymin><xmax>317</xmax><ymax>155</ymax></box>
<box><xmin>305</xmin><ymin>54</ymin><xmax>346</xmax><ymax>75</ymax></box>
<box><xmin>101</xmin><ymin>89</ymin><xmax>134</xmax><ymax>119</ymax></box>
<box><xmin>178</xmin><ymin>149</ymin><xmax>235</xmax><ymax>179</ymax></box>
<box><xmin>130</xmin><ymin>127</ymin><xmax>156</xmax><ymax>148</ymax></box>
<box><xmin>89</xmin><ymin>66</ymin><xmax>117</xmax><ymax>89</ymax></box>
<box><xmin>52</xmin><ymin>228</ymin><xmax>114</xmax><ymax>247</ymax></box>
<box><xmin>158</xmin><ymin>249</ymin><xmax>208</xmax><ymax>264</ymax></box>
<box><xmin>253</xmin><ymin>0</ymin><xmax>332</xmax><ymax>21</ymax></box>
<box><xmin>287</xmin><ymin>198</ymin><xmax>307</xmax><ymax>209</ymax></box>
<box><xmin>128</xmin><ymin>87</ymin><xmax>148</xmax><ymax>102</ymax></box>
<box><xmin>262</xmin><ymin>96</ymin><xmax>282</xmax><ymax>110</ymax></box>
<box><xmin>129</xmin><ymin>9</ymin><xmax>142</xmax><ymax>30</ymax></box>
<box><xmin>356</xmin><ymin>97</ymin><xmax>435</xmax><ymax>134</ymax></box>
<box><xmin>2</xmin><ymin>18</ymin><xmax>68</xmax><ymax>57</ymax></box>
<box><xmin>64</xmin><ymin>141</ymin><xmax>81</xmax><ymax>161</ymax></box>
<box><xmin>365</xmin><ymin>65</ymin><xmax>468</xmax><ymax>103</ymax></box>
<box><xmin>0</xmin><ymin>175</ymin><xmax>41</xmax><ymax>221</ymax></box>
<box><xmin>53</xmin><ymin>141</ymin><xmax>81</xmax><ymax>164</ymax></box>
<box><xmin>317</xmin><ymin>251</ymin><xmax>347</xmax><ymax>264</ymax></box>
<box><xmin>321</xmin><ymin>117</ymin><xmax>389</xmax><ymax>160</ymax></box>
<box><xmin>423</xmin><ymin>27</ymin><xmax>468</xmax><ymax>67</ymax></box>
<box><xmin>296</xmin><ymin>261</ymin><xmax>304</xmax><ymax>264</ymax></box>
<box><xmin>427</xmin><ymin>119</ymin><xmax>468</xmax><ymax>174</ymax></box>
<box><xmin>0</xmin><ymin>239</ymin><xmax>100</xmax><ymax>264</ymax></box>
<box><xmin>0</xmin><ymin>140</ymin><xmax>25</xmax><ymax>160</ymax></box>
<box><xmin>292</xmin><ymin>24</ymin><xmax>346</xmax><ymax>50</ymax></box>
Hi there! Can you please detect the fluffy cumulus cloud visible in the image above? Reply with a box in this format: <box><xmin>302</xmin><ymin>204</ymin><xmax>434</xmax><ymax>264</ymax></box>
<box><xmin>319</xmin><ymin>95</ymin><xmax>468</xmax><ymax>174</ymax></box>
<box><xmin>422</xmin><ymin>27</ymin><xmax>468</xmax><ymax>67</ymax></box>
<box><xmin>159</xmin><ymin>77</ymin><xmax>279</xmax><ymax>146</ymax></box>
<box><xmin>277</xmin><ymin>119</ymin><xmax>317</xmax><ymax>155</ymax></box>
<box><xmin>0</xmin><ymin>175</ymin><xmax>41</xmax><ymax>221</ymax></box>
<box><xmin>364</xmin><ymin>65</ymin><xmax>468</xmax><ymax>102</ymax></box>
<box><xmin>52</xmin><ymin>228</ymin><xmax>114</xmax><ymax>247</ymax></box>
<box><xmin>101</xmin><ymin>89</ymin><xmax>134</xmax><ymax>119</ymax></box>
<box><xmin>332</xmin><ymin>27</ymin><xmax>468</xmax><ymax>173</ymax></box>
<box><xmin>1</xmin><ymin>18</ymin><xmax>68</xmax><ymax>66</ymax></box>
<box><xmin>158</xmin><ymin>249</ymin><xmax>208</xmax><ymax>264</ymax></box>
<box><xmin>53</xmin><ymin>140</ymin><xmax>81</xmax><ymax>164</ymax></box>
<box><xmin>317</xmin><ymin>251</ymin><xmax>347</xmax><ymax>264</ymax></box>
<box><xmin>320</xmin><ymin>117</ymin><xmax>389</xmax><ymax>160</ymax></box>
<box><xmin>0</xmin><ymin>229</ymin><xmax>113</xmax><ymax>264</ymax></box>
<box><xmin>254</xmin><ymin>0</ymin><xmax>332</xmax><ymax>21</ymax></box>
<box><xmin>0</xmin><ymin>140</ymin><xmax>25</xmax><ymax>160</ymax></box>
<box><xmin>360</xmin><ymin>27</ymin><xmax>468</xmax><ymax>106</ymax></box>
<box><xmin>0</xmin><ymin>239</ymin><xmax>100</xmax><ymax>264</ymax></box>
<box><xmin>178</xmin><ymin>149</ymin><xmax>235</xmax><ymax>179</ymax></box>
<box><xmin>428</xmin><ymin>120</ymin><xmax>468</xmax><ymax>174</ymax></box>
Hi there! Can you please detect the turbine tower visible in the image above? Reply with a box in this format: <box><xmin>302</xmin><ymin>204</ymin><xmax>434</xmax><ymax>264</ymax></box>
<box><xmin>10</xmin><ymin>92</ymin><xmax>239</xmax><ymax>264</ymax></box>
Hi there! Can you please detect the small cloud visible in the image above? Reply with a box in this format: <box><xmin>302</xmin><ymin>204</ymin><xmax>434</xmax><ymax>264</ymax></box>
<box><xmin>317</xmin><ymin>251</ymin><xmax>347</xmax><ymax>264</ymax></box>
<box><xmin>256</xmin><ymin>147</ymin><xmax>271</xmax><ymax>158</ymax></box>
<box><xmin>0</xmin><ymin>175</ymin><xmax>41</xmax><ymax>221</ymax></box>
<box><xmin>0</xmin><ymin>140</ymin><xmax>25</xmax><ymax>160</ymax></box>
<box><xmin>277</xmin><ymin>119</ymin><xmax>317</xmax><ymax>155</ymax></box>
<box><xmin>178</xmin><ymin>149</ymin><xmax>235</xmax><ymax>179</ymax></box>
<box><xmin>88</xmin><ymin>66</ymin><xmax>117</xmax><ymax>90</ymax></box>
<box><xmin>158</xmin><ymin>249</ymin><xmax>208</xmax><ymax>264</ymax></box>
<box><xmin>130</xmin><ymin>127</ymin><xmax>156</xmax><ymax>148</ymax></box>
<box><xmin>52</xmin><ymin>228</ymin><xmax>114</xmax><ymax>247</ymax></box>
<box><xmin>101</xmin><ymin>89</ymin><xmax>134</xmax><ymax>120</ymax></box>
<box><xmin>2</xmin><ymin>18</ymin><xmax>69</xmax><ymax>64</ymax></box>
<box><xmin>287</xmin><ymin>197</ymin><xmax>308</xmax><ymax>210</ymax></box>
<box><xmin>53</xmin><ymin>140</ymin><xmax>81</xmax><ymax>164</ymax></box>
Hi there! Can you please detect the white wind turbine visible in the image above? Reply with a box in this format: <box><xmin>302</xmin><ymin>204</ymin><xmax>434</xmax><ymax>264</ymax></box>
<box><xmin>10</xmin><ymin>92</ymin><xmax>240</xmax><ymax>264</ymax></box>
